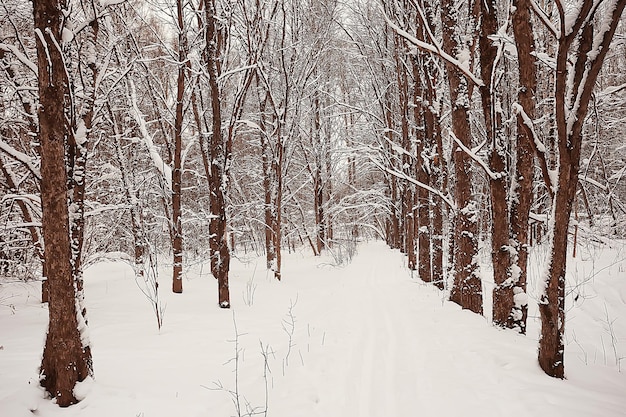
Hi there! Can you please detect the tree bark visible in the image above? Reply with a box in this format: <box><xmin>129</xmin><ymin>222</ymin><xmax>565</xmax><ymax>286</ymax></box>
<box><xmin>384</xmin><ymin>97</ymin><xmax>401</xmax><ymax>250</ymax></box>
<box><xmin>205</xmin><ymin>0</ymin><xmax>230</xmax><ymax>307</ymax></box>
<box><xmin>539</xmin><ymin>0</ymin><xmax>625</xmax><ymax>378</ymax></box>
<box><xmin>313</xmin><ymin>88</ymin><xmax>325</xmax><ymax>255</ymax></box>
<box><xmin>508</xmin><ymin>0</ymin><xmax>536</xmax><ymax>333</ymax></box>
<box><xmin>172</xmin><ymin>0</ymin><xmax>187</xmax><ymax>294</ymax></box>
<box><xmin>394</xmin><ymin>33</ymin><xmax>415</xmax><ymax>269</ymax></box>
<box><xmin>475</xmin><ymin>0</ymin><xmax>513</xmax><ymax>328</ymax></box>
<box><xmin>440</xmin><ymin>0</ymin><xmax>482</xmax><ymax>314</ymax></box>
<box><xmin>412</xmin><ymin>53</ymin><xmax>431</xmax><ymax>282</ymax></box>
<box><xmin>34</xmin><ymin>0</ymin><xmax>93</xmax><ymax>405</ymax></box>
<box><xmin>421</xmin><ymin>0</ymin><xmax>446</xmax><ymax>290</ymax></box>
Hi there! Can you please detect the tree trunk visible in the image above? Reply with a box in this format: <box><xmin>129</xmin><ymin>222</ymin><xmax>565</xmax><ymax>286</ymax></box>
<box><xmin>539</xmin><ymin>0</ymin><xmax>625</xmax><ymax>378</ymax></box>
<box><xmin>539</xmin><ymin>178</ymin><xmax>573</xmax><ymax>379</ymax></box>
<box><xmin>475</xmin><ymin>0</ymin><xmax>513</xmax><ymax>327</ymax></box>
<box><xmin>172</xmin><ymin>0</ymin><xmax>187</xmax><ymax>294</ymax></box>
<box><xmin>394</xmin><ymin>34</ymin><xmax>415</xmax><ymax>269</ymax></box>
<box><xmin>313</xmin><ymin>89</ymin><xmax>325</xmax><ymax>255</ymax></box>
<box><xmin>34</xmin><ymin>0</ymin><xmax>92</xmax><ymax>405</ymax></box>
<box><xmin>412</xmin><ymin>55</ymin><xmax>431</xmax><ymax>282</ymax></box>
<box><xmin>384</xmin><ymin>101</ymin><xmax>401</xmax><ymax>250</ymax></box>
<box><xmin>508</xmin><ymin>0</ymin><xmax>536</xmax><ymax>333</ymax></box>
<box><xmin>206</xmin><ymin>0</ymin><xmax>230</xmax><ymax>307</ymax></box>
<box><xmin>273</xmin><ymin>121</ymin><xmax>284</xmax><ymax>281</ymax></box>
<box><xmin>441</xmin><ymin>0</ymin><xmax>482</xmax><ymax>314</ymax></box>
<box><xmin>422</xmin><ymin>0</ymin><xmax>445</xmax><ymax>290</ymax></box>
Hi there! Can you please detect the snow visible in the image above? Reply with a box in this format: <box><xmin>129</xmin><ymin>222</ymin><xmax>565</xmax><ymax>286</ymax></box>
<box><xmin>72</xmin><ymin>377</ymin><xmax>93</xmax><ymax>402</ymax></box>
<box><xmin>0</xmin><ymin>43</ymin><xmax>38</xmax><ymax>75</ymax></box>
<box><xmin>513</xmin><ymin>286</ymin><xmax>528</xmax><ymax>307</ymax></box>
<box><xmin>128</xmin><ymin>81</ymin><xmax>173</xmax><ymax>191</ymax></box>
<box><xmin>383</xmin><ymin>15</ymin><xmax>484</xmax><ymax>87</ymax></box>
<box><xmin>1</xmin><ymin>241</ymin><xmax>626</xmax><ymax>416</ymax></box>
<box><xmin>75</xmin><ymin>120</ymin><xmax>88</xmax><ymax>146</ymax></box>
<box><xmin>99</xmin><ymin>0</ymin><xmax>127</xmax><ymax>6</ymax></box>
<box><xmin>0</xmin><ymin>140</ymin><xmax>41</xmax><ymax>181</ymax></box>
<box><xmin>61</xmin><ymin>28</ymin><xmax>74</xmax><ymax>45</ymax></box>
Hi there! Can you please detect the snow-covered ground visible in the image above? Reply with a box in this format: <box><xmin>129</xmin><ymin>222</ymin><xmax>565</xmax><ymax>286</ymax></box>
<box><xmin>0</xmin><ymin>240</ymin><xmax>625</xmax><ymax>416</ymax></box>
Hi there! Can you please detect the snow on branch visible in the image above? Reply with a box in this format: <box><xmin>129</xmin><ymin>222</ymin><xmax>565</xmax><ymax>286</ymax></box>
<box><xmin>217</xmin><ymin>64</ymin><xmax>258</xmax><ymax>83</ymax></box>
<box><xmin>565</xmin><ymin>0</ymin><xmax>625</xmax><ymax>139</ymax></box>
<box><xmin>512</xmin><ymin>103</ymin><xmax>556</xmax><ymax>195</ymax></box>
<box><xmin>128</xmin><ymin>81</ymin><xmax>172</xmax><ymax>191</ymax></box>
<box><xmin>449</xmin><ymin>130</ymin><xmax>504</xmax><ymax>181</ymax></box>
<box><xmin>1</xmin><ymin>193</ymin><xmax>41</xmax><ymax>206</ymax></box>
<box><xmin>512</xmin><ymin>103</ymin><xmax>544</xmax><ymax>153</ymax></box>
<box><xmin>382</xmin><ymin>11</ymin><xmax>484</xmax><ymax>87</ymax></box>
<box><xmin>530</xmin><ymin>1</ymin><xmax>560</xmax><ymax>38</ymax></box>
<box><xmin>2</xmin><ymin>221</ymin><xmax>42</xmax><ymax>229</ymax></box>
<box><xmin>370</xmin><ymin>157</ymin><xmax>456</xmax><ymax>210</ymax></box>
<box><xmin>0</xmin><ymin>140</ymin><xmax>41</xmax><ymax>180</ymax></box>
<box><xmin>99</xmin><ymin>0</ymin><xmax>127</xmax><ymax>6</ymax></box>
<box><xmin>579</xmin><ymin>175</ymin><xmax>608</xmax><ymax>192</ymax></box>
<box><xmin>598</xmin><ymin>82</ymin><xmax>626</xmax><ymax>97</ymax></box>
<box><xmin>0</xmin><ymin>44</ymin><xmax>38</xmax><ymax>75</ymax></box>
<box><xmin>71</xmin><ymin>0</ymin><xmax>130</xmax><ymax>37</ymax></box>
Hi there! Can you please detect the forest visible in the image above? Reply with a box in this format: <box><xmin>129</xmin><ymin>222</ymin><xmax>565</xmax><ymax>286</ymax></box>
<box><xmin>0</xmin><ymin>0</ymin><xmax>625</xmax><ymax>413</ymax></box>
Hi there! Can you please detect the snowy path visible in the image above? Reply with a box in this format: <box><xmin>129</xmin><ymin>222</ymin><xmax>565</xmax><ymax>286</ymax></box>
<box><xmin>286</xmin><ymin>242</ymin><xmax>626</xmax><ymax>417</ymax></box>
<box><xmin>338</xmin><ymin>247</ymin><xmax>422</xmax><ymax>417</ymax></box>
<box><xmin>343</xmin><ymin>255</ymin><xmax>399</xmax><ymax>417</ymax></box>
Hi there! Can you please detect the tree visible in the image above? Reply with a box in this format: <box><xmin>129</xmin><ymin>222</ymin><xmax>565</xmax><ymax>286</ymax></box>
<box><xmin>536</xmin><ymin>0</ymin><xmax>625</xmax><ymax>378</ymax></box>
<box><xmin>171</xmin><ymin>0</ymin><xmax>188</xmax><ymax>294</ymax></box>
<box><xmin>33</xmin><ymin>0</ymin><xmax>93</xmax><ymax>405</ymax></box>
<box><xmin>205</xmin><ymin>0</ymin><xmax>230</xmax><ymax>306</ymax></box>
<box><xmin>439</xmin><ymin>0</ymin><xmax>482</xmax><ymax>314</ymax></box>
<box><xmin>506</xmin><ymin>0</ymin><xmax>537</xmax><ymax>333</ymax></box>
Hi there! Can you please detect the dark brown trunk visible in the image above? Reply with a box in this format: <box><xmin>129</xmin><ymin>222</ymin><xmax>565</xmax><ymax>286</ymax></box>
<box><xmin>394</xmin><ymin>34</ymin><xmax>415</xmax><ymax>269</ymax></box>
<box><xmin>538</xmin><ymin>166</ymin><xmax>573</xmax><ymax>379</ymax></box>
<box><xmin>422</xmin><ymin>0</ymin><xmax>446</xmax><ymax>290</ymax></box>
<box><xmin>508</xmin><ymin>0</ymin><xmax>537</xmax><ymax>333</ymax></box>
<box><xmin>273</xmin><ymin>122</ymin><xmax>284</xmax><ymax>281</ymax></box>
<box><xmin>206</xmin><ymin>0</ymin><xmax>230</xmax><ymax>307</ymax></box>
<box><xmin>313</xmin><ymin>90</ymin><xmax>325</xmax><ymax>254</ymax></box>
<box><xmin>476</xmin><ymin>0</ymin><xmax>513</xmax><ymax>327</ymax></box>
<box><xmin>411</xmin><ymin>55</ymin><xmax>431</xmax><ymax>282</ymax></box>
<box><xmin>384</xmin><ymin>101</ymin><xmax>401</xmax><ymax>250</ymax></box>
<box><xmin>539</xmin><ymin>0</ymin><xmax>625</xmax><ymax>378</ymax></box>
<box><xmin>441</xmin><ymin>0</ymin><xmax>482</xmax><ymax>314</ymax></box>
<box><xmin>172</xmin><ymin>0</ymin><xmax>186</xmax><ymax>294</ymax></box>
<box><xmin>34</xmin><ymin>0</ymin><xmax>92</xmax><ymax>405</ymax></box>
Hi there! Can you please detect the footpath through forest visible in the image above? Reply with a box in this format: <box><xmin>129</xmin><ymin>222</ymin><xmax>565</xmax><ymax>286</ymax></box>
<box><xmin>0</xmin><ymin>241</ymin><xmax>625</xmax><ymax>416</ymax></box>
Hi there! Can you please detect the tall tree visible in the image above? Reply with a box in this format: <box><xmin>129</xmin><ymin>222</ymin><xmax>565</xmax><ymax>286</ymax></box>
<box><xmin>476</xmin><ymin>0</ymin><xmax>514</xmax><ymax>328</ymax></box>
<box><xmin>205</xmin><ymin>0</ymin><xmax>230</xmax><ymax>306</ymax></box>
<box><xmin>440</xmin><ymin>0</ymin><xmax>482</xmax><ymax>314</ymax></box>
<box><xmin>33</xmin><ymin>0</ymin><xmax>93</xmax><ymax>405</ymax></box>
<box><xmin>537</xmin><ymin>0</ymin><xmax>625</xmax><ymax>378</ymax></box>
<box><xmin>171</xmin><ymin>0</ymin><xmax>188</xmax><ymax>294</ymax></box>
<box><xmin>506</xmin><ymin>0</ymin><xmax>537</xmax><ymax>333</ymax></box>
